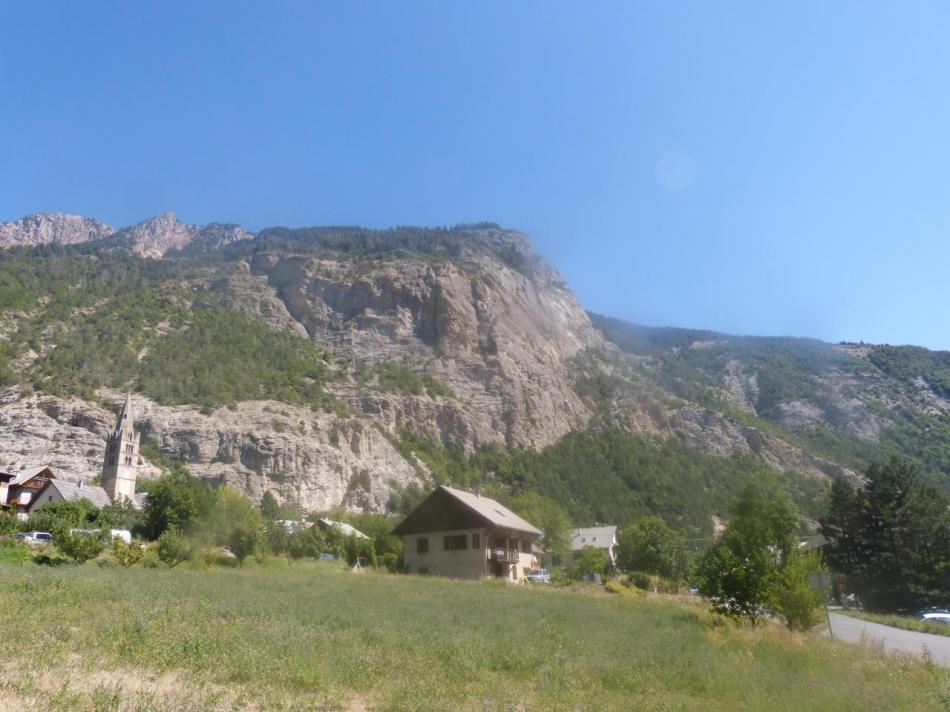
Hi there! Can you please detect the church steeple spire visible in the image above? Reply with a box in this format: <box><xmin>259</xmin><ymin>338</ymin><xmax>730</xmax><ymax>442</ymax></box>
<box><xmin>102</xmin><ymin>393</ymin><xmax>140</xmax><ymax>502</ymax></box>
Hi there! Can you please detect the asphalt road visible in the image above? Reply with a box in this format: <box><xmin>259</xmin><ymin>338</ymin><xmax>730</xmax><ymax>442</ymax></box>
<box><xmin>829</xmin><ymin>611</ymin><xmax>950</xmax><ymax>667</ymax></box>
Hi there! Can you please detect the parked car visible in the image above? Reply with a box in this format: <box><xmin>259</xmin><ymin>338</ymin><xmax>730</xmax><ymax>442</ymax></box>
<box><xmin>16</xmin><ymin>531</ymin><xmax>53</xmax><ymax>545</ymax></box>
<box><xmin>920</xmin><ymin>612</ymin><xmax>950</xmax><ymax>625</ymax></box>
<box><xmin>526</xmin><ymin>568</ymin><xmax>552</xmax><ymax>584</ymax></box>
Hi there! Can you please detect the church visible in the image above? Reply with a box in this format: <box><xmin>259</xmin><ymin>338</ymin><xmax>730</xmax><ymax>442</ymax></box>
<box><xmin>1</xmin><ymin>394</ymin><xmax>146</xmax><ymax>518</ymax></box>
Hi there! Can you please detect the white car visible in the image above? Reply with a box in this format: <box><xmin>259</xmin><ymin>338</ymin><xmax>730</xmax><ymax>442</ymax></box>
<box><xmin>16</xmin><ymin>531</ymin><xmax>53</xmax><ymax>545</ymax></box>
<box><xmin>920</xmin><ymin>612</ymin><xmax>950</xmax><ymax>625</ymax></box>
<box><xmin>526</xmin><ymin>569</ymin><xmax>552</xmax><ymax>584</ymax></box>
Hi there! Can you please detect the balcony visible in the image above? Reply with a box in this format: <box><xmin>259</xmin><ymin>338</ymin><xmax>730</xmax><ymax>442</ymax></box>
<box><xmin>490</xmin><ymin>547</ymin><xmax>519</xmax><ymax>564</ymax></box>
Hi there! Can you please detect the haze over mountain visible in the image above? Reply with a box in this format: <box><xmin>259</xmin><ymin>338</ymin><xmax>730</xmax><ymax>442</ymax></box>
<box><xmin>1</xmin><ymin>212</ymin><xmax>947</xmax><ymax>532</ymax></box>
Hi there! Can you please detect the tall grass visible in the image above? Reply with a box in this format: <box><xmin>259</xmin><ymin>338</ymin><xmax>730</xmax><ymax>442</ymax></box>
<box><xmin>0</xmin><ymin>562</ymin><xmax>947</xmax><ymax>711</ymax></box>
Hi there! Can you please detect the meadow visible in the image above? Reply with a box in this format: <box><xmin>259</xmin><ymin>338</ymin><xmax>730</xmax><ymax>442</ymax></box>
<box><xmin>0</xmin><ymin>561</ymin><xmax>948</xmax><ymax>712</ymax></box>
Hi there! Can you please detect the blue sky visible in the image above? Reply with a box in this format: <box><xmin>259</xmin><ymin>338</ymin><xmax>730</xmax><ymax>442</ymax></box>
<box><xmin>2</xmin><ymin>2</ymin><xmax>949</xmax><ymax>349</ymax></box>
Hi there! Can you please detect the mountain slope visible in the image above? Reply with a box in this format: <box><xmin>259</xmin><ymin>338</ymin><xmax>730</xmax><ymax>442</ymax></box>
<box><xmin>591</xmin><ymin>314</ymin><xmax>950</xmax><ymax>492</ymax></box>
<box><xmin>2</xmin><ymin>211</ymin><xmax>946</xmax><ymax>523</ymax></box>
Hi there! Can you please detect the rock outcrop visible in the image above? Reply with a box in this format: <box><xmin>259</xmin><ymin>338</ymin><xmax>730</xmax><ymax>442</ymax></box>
<box><xmin>0</xmin><ymin>213</ymin><xmax>114</xmax><ymax>249</ymax></box>
<box><xmin>0</xmin><ymin>388</ymin><xmax>419</xmax><ymax>512</ymax></box>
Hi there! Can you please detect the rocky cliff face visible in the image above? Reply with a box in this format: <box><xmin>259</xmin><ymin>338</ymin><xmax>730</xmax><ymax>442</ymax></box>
<box><xmin>243</xmin><ymin>233</ymin><xmax>602</xmax><ymax>452</ymax></box>
<box><xmin>5</xmin><ymin>211</ymin><xmax>943</xmax><ymax>513</ymax></box>
<box><xmin>0</xmin><ymin>213</ymin><xmax>114</xmax><ymax>248</ymax></box>
<box><xmin>115</xmin><ymin>213</ymin><xmax>252</xmax><ymax>257</ymax></box>
<box><xmin>0</xmin><ymin>387</ymin><xmax>418</xmax><ymax>512</ymax></box>
<box><xmin>0</xmin><ymin>211</ymin><xmax>251</xmax><ymax>257</ymax></box>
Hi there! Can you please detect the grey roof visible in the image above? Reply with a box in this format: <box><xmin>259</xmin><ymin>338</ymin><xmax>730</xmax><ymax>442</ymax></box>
<box><xmin>571</xmin><ymin>526</ymin><xmax>618</xmax><ymax>550</ymax></box>
<box><xmin>317</xmin><ymin>518</ymin><xmax>369</xmax><ymax>539</ymax></box>
<box><xmin>9</xmin><ymin>465</ymin><xmax>52</xmax><ymax>485</ymax></box>
<box><xmin>440</xmin><ymin>486</ymin><xmax>543</xmax><ymax>536</ymax></box>
<box><xmin>39</xmin><ymin>480</ymin><xmax>112</xmax><ymax>508</ymax></box>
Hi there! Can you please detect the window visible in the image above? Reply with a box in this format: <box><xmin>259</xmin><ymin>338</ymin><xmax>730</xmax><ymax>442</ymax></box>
<box><xmin>471</xmin><ymin>533</ymin><xmax>480</xmax><ymax>549</ymax></box>
<box><xmin>443</xmin><ymin>534</ymin><xmax>467</xmax><ymax>551</ymax></box>
<box><xmin>417</xmin><ymin>537</ymin><xmax>429</xmax><ymax>554</ymax></box>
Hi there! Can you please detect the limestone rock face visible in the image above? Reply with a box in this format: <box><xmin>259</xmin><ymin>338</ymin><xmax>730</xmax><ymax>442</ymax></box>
<box><xmin>0</xmin><ymin>212</ymin><xmax>253</xmax><ymax>257</ymax></box>
<box><xmin>0</xmin><ymin>213</ymin><xmax>114</xmax><ymax>249</ymax></box>
<box><xmin>132</xmin><ymin>399</ymin><xmax>420</xmax><ymax>511</ymax></box>
<box><xmin>249</xmin><ymin>229</ymin><xmax>604</xmax><ymax>451</ymax></box>
<box><xmin>0</xmin><ymin>388</ymin><xmax>419</xmax><ymax>512</ymax></box>
<box><xmin>115</xmin><ymin>213</ymin><xmax>252</xmax><ymax>257</ymax></box>
<box><xmin>0</xmin><ymin>388</ymin><xmax>160</xmax><ymax>482</ymax></box>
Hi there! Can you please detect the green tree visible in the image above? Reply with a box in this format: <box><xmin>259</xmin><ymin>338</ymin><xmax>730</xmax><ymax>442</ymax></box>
<box><xmin>695</xmin><ymin>477</ymin><xmax>801</xmax><ymax>625</ymax></box>
<box><xmin>820</xmin><ymin>458</ymin><xmax>950</xmax><ymax>611</ymax></box>
<box><xmin>56</xmin><ymin>529</ymin><xmax>106</xmax><ymax>564</ymax></box>
<box><xmin>260</xmin><ymin>491</ymin><xmax>281</xmax><ymax>521</ymax></box>
<box><xmin>509</xmin><ymin>492</ymin><xmax>571</xmax><ymax>566</ymax></box>
<box><xmin>212</xmin><ymin>486</ymin><xmax>263</xmax><ymax>564</ymax></box>
<box><xmin>772</xmin><ymin>549</ymin><xmax>825</xmax><ymax>631</ymax></box>
<box><xmin>156</xmin><ymin>528</ymin><xmax>190</xmax><ymax>566</ymax></box>
<box><xmin>138</xmin><ymin>466</ymin><xmax>214</xmax><ymax>541</ymax></box>
<box><xmin>571</xmin><ymin>546</ymin><xmax>608</xmax><ymax>580</ymax></box>
<box><xmin>27</xmin><ymin>499</ymin><xmax>102</xmax><ymax>534</ymax></box>
<box><xmin>617</xmin><ymin>516</ymin><xmax>686</xmax><ymax>580</ymax></box>
<box><xmin>288</xmin><ymin>525</ymin><xmax>327</xmax><ymax>559</ymax></box>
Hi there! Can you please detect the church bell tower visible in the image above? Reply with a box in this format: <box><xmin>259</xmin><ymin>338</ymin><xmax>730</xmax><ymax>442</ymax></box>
<box><xmin>102</xmin><ymin>393</ymin><xmax>140</xmax><ymax>502</ymax></box>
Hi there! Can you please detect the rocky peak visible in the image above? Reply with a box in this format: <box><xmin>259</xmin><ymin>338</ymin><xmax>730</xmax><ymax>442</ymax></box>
<box><xmin>117</xmin><ymin>212</ymin><xmax>196</xmax><ymax>258</ymax></box>
<box><xmin>0</xmin><ymin>212</ymin><xmax>115</xmax><ymax>249</ymax></box>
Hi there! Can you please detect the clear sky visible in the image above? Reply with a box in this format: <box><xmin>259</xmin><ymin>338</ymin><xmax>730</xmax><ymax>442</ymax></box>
<box><xmin>2</xmin><ymin>2</ymin><xmax>949</xmax><ymax>349</ymax></box>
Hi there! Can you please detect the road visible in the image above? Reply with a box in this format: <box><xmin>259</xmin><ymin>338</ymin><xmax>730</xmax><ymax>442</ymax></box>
<box><xmin>829</xmin><ymin>611</ymin><xmax>950</xmax><ymax>667</ymax></box>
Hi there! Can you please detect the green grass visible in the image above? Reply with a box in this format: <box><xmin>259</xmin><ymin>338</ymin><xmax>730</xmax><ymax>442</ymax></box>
<box><xmin>1</xmin><ymin>563</ymin><xmax>948</xmax><ymax>711</ymax></box>
<box><xmin>840</xmin><ymin>609</ymin><xmax>950</xmax><ymax>638</ymax></box>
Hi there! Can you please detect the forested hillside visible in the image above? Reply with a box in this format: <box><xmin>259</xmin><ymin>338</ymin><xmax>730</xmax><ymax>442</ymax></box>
<box><xmin>592</xmin><ymin>314</ymin><xmax>950</xmax><ymax>493</ymax></box>
<box><xmin>2</xmin><ymin>212</ymin><xmax>947</xmax><ymax>527</ymax></box>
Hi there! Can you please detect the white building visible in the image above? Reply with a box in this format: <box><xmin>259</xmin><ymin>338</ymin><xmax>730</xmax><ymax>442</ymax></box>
<box><xmin>570</xmin><ymin>526</ymin><xmax>619</xmax><ymax>568</ymax></box>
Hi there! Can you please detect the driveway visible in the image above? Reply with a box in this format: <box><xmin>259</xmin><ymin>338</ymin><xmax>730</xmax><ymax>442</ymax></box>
<box><xmin>829</xmin><ymin>611</ymin><xmax>950</xmax><ymax>667</ymax></box>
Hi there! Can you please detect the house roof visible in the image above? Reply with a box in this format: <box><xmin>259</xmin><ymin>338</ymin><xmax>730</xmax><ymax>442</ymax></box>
<box><xmin>317</xmin><ymin>518</ymin><xmax>369</xmax><ymax>539</ymax></box>
<box><xmin>8</xmin><ymin>465</ymin><xmax>54</xmax><ymax>486</ymax></box>
<box><xmin>392</xmin><ymin>485</ymin><xmax>542</xmax><ymax>537</ymax></box>
<box><xmin>34</xmin><ymin>480</ymin><xmax>112</xmax><ymax>509</ymax></box>
<box><xmin>571</xmin><ymin>526</ymin><xmax>618</xmax><ymax>550</ymax></box>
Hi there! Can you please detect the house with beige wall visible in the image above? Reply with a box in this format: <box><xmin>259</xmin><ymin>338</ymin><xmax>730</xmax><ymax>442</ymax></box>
<box><xmin>393</xmin><ymin>485</ymin><xmax>542</xmax><ymax>582</ymax></box>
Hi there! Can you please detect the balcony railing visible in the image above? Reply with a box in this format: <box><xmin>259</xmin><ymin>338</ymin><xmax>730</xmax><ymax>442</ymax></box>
<box><xmin>490</xmin><ymin>547</ymin><xmax>519</xmax><ymax>564</ymax></box>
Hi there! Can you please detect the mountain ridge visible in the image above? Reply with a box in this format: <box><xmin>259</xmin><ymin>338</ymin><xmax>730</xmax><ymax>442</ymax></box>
<box><xmin>1</xmin><ymin>211</ymin><xmax>947</xmax><ymax>527</ymax></box>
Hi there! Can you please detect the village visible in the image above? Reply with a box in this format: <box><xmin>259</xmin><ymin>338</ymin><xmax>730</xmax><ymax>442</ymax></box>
<box><xmin>1</xmin><ymin>395</ymin><xmax>621</xmax><ymax>583</ymax></box>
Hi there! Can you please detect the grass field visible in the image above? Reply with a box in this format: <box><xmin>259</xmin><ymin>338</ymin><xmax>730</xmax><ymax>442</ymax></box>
<box><xmin>839</xmin><ymin>609</ymin><xmax>950</xmax><ymax>638</ymax></box>
<box><xmin>0</xmin><ymin>561</ymin><xmax>948</xmax><ymax>711</ymax></box>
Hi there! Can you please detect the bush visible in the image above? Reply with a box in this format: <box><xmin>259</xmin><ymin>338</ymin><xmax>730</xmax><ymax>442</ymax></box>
<box><xmin>0</xmin><ymin>540</ymin><xmax>30</xmax><ymax>565</ymax></box>
<box><xmin>112</xmin><ymin>537</ymin><xmax>145</xmax><ymax>568</ymax></box>
<box><xmin>57</xmin><ymin>530</ymin><xmax>107</xmax><ymax>564</ymax></box>
<box><xmin>156</xmin><ymin>529</ymin><xmax>190</xmax><ymax>567</ymax></box>
<box><xmin>0</xmin><ymin>512</ymin><xmax>22</xmax><ymax>536</ymax></box>
<box><xmin>628</xmin><ymin>571</ymin><xmax>653</xmax><ymax>591</ymax></box>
